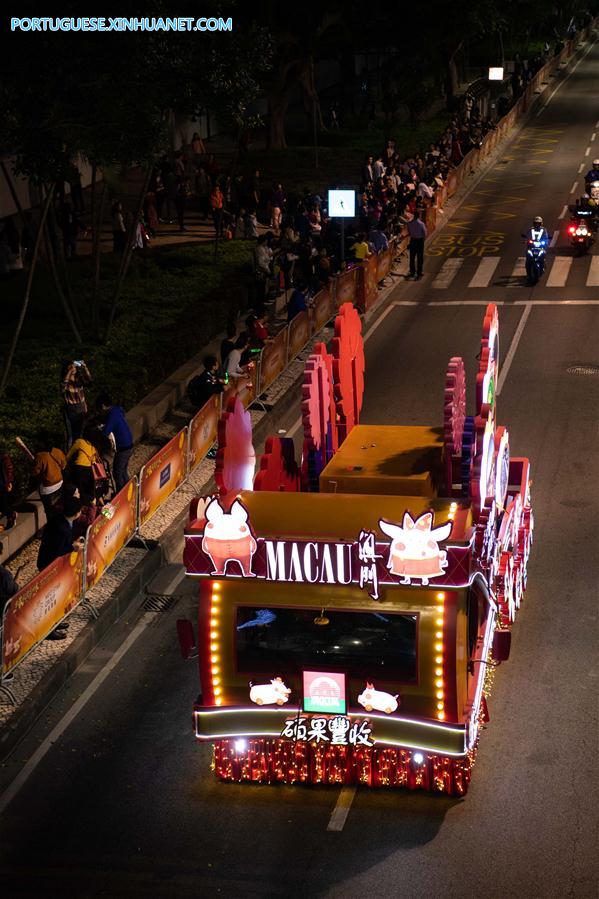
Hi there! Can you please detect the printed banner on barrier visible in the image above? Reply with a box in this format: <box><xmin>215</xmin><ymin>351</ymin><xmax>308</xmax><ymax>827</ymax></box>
<box><xmin>335</xmin><ymin>267</ymin><xmax>357</xmax><ymax>307</ymax></box>
<box><xmin>312</xmin><ymin>286</ymin><xmax>335</xmax><ymax>333</ymax></box>
<box><xmin>2</xmin><ymin>550</ymin><xmax>84</xmax><ymax>675</ymax></box>
<box><xmin>85</xmin><ymin>479</ymin><xmax>137</xmax><ymax>589</ymax></box>
<box><xmin>188</xmin><ymin>394</ymin><xmax>220</xmax><ymax>472</ymax></box>
<box><xmin>258</xmin><ymin>327</ymin><xmax>288</xmax><ymax>394</ymax></box>
<box><xmin>287</xmin><ymin>310</ymin><xmax>312</xmax><ymax>360</ymax></box>
<box><xmin>222</xmin><ymin>370</ymin><xmax>257</xmax><ymax>411</ymax></box>
<box><xmin>376</xmin><ymin>248</ymin><xmax>392</xmax><ymax>283</ymax></box>
<box><xmin>358</xmin><ymin>255</ymin><xmax>378</xmax><ymax>311</ymax></box>
<box><xmin>139</xmin><ymin>428</ymin><xmax>187</xmax><ymax>526</ymax></box>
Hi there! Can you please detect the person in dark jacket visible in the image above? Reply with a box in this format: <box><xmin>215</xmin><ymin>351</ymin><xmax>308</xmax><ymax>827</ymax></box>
<box><xmin>37</xmin><ymin>496</ymin><xmax>83</xmax><ymax>572</ymax></box>
<box><xmin>97</xmin><ymin>393</ymin><xmax>133</xmax><ymax>493</ymax></box>
<box><xmin>187</xmin><ymin>356</ymin><xmax>225</xmax><ymax>408</ymax></box>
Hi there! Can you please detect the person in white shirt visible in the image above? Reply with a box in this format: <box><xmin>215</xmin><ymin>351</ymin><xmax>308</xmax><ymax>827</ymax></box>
<box><xmin>373</xmin><ymin>154</ymin><xmax>386</xmax><ymax>181</ymax></box>
<box><xmin>417</xmin><ymin>181</ymin><xmax>434</xmax><ymax>200</ymax></box>
<box><xmin>225</xmin><ymin>332</ymin><xmax>250</xmax><ymax>376</ymax></box>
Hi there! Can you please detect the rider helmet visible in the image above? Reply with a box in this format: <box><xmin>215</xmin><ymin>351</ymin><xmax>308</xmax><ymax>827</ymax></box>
<box><xmin>533</xmin><ymin>216</ymin><xmax>543</xmax><ymax>226</ymax></box>
<box><xmin>593</xmin><ymin>159</ymin><xmax>599</xmax><ymax>167</ymax></box>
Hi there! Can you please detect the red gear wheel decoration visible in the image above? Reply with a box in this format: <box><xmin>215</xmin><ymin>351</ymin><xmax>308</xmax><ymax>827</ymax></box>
<box><xmin>215</xmin><ymin>396</ymin><xmax>255</xmax><ymax>495</ymax></box>
<box><xmin>332</xmin><ymin>303</ymin><xmax>365</xmax><ymax>443</ymax></box>
<box><xmin>476</xmin><ymin>303</ymin><xmax>499</xmax><ymax>415</ymax></box>
<box><xmin>443</xmin><ymin>356</ymin><xmax>466</xmax><ymax>495</ymax></box>
<box><xmin>302</xmin><ymin>352</ymin><xmax>331</xmax><ymax>454</ymax></box>
<box><xmin>254</xmin><ymin>436</ymin><xmax>300</xmax><ymax>492</ymax></box>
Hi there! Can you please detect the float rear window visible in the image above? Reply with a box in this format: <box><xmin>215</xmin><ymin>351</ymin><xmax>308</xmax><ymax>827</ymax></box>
<box><xmin>236</xmin><ymin>606</ymin><xmax>417</xmax><ymax>683</ymax></box>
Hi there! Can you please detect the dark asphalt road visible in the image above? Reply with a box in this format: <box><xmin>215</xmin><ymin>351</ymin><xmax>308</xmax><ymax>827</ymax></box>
<box><xmin>1</xmin><ymin>38</ymin><xmax>598</xmax><ymax>899</ymax></box>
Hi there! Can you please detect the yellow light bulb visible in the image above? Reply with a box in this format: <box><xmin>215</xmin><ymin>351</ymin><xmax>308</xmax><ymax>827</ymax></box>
<box><xmin>436</xmin><ymin>618</ymin><xmax>444</xmax><ymax>626</ymax></box>
<box><xmin>435</xmin><ymin>656</ymin><xmax>443</xmax><ymax>665</ymax></box>
<box><xmin>210</xmin><ymin>631</ymin><xmax>218</xmax><ymax>641</ymax></box>
<box><xmin>435</xmin><ymin>667</ymin><xmax>443</xmax><ymax>676</ymax></box>
<box><xmin>435</xmin><ymin>631</ymin><xmax>443</xmax><ymax>639</ymax></box>
<box><xmin>211</xmin><ymin>654</ymin><xmax>219</xmax><ymax>665</ymax></box>
<box><xmin>435</xmin><ymin>642</ymin><xmax>443</xmax><ymax>652</ymax></box>
<box><xmin>437</xmin><ymin>711</ymin><xmax>445</xmax><ymax>720</ymax></box>
<box><xmin>210</xmin><ymin>643</ymin><xmax>218</xmax><ymax>652</ymax></box>
<box><xmin>214</xmin><ymin>686</ymin><xmax>222</xmax><ymax>696</ymax></box>
<box><xmin>435</xmin><ymin>678</ymin><xmax>443</xmax><ymax>688</ymax></box>
<box><xmin>215</xmin><ymin>698</ymin><xmax>223</xmax><ymax>706</ymax></box>
<box><xmin>213</xmin><ymin>677</ymin><xmax>220</xmax><ymax>686</ymax></box>
<box><xmin>436</xmin><ymin>592</ymin><xmax>445</xmax><ymax>600</ymax></box>
<box><xmin>437</xmin><ymin>701</ymin><xmax>445</xmax><ymax>710</ymax></box>
<box><xmin>436</xmin><ymin>690</ymin><xmax>444</xmax><ymax>699</ymax></box>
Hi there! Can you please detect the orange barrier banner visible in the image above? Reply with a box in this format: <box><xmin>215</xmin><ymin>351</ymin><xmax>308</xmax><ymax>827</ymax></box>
<box><xmin>188</xmin><ymin>394</ymin><xmax>220</xmax><ymax>472</ymax></box>
<box><xmin>335</xmin><ymin>266</ymin><xmax>358</xmax><ymax>307</ymax></box>
<box><xmin>357</xmin><ymin>255</ymin><xmax>378</xmax><ymax>312</ymax></box>
<box><xmin>376</xmin><ymin>248</ymin><xmax>392</xmax><ymax>282</ymax></box>
<box><xmin>2</xmin><ymin>550</ymin><xmax>84</xmax><ymax>675</ymax></box>
<box><xmin>85</xmin><ymin>479</ymin><xmax>138</xmax><ymax>589</ymax></box>
<box><xmin>311</xmin><ymin>286</ymin><xmax>335</xmax><ymax>333</ymax></box>
<box><xmin>222</xmin><ymin>370</ymin><xmax>257</xmax><ymax>410</ymax></box>
<box><xmin>287</xmin><ymin>309</ymin><xmax>312</xmax><ymax>360</ymax></box>
<box><xmin>258</xmin><ymin>327</ymin><xmax>288</xmax><ymax>394</ymax></box>
<box><xmin>139</xmin><ymin>428</ymin><xmax>187</xmax><ymax>526</ymax></box>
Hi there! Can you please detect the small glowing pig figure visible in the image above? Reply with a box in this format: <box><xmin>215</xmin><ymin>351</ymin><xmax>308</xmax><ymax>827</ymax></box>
<box><xmin>202</xmin><ymin>497</ymin><xmax>256</xmax><ymax>577</ymax></box>
<box><xmin>379</xmin><ymin>511</ymin><xmax>452</xmax><ymax>586</ymax></box>
<box><xmin>249</xmin><ymin>677</ymin><xmax>291</xmax><ymax>706</ymax></box>
<box><xmin>358</xmin><ymin>682</ymin><xmax>399</xmax><ymax>714</ymax></box>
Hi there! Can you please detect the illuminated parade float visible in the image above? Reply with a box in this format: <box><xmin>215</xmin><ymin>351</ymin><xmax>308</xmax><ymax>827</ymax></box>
<box><xmin>183</xmin><ymin>303</ymin><xmax>533</xmax><ymax>795</ymax></box>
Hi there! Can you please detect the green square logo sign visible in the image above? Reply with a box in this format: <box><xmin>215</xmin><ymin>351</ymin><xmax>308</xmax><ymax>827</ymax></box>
<box><xmin>303</xmin><ymin>671</ymin><xmax>346</xmax><ymax>715</ymax></box>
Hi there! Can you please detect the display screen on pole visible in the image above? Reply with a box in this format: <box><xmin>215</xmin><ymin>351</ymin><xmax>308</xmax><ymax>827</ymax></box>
<box><xmin>488</xmin><ymin>67</ymin><xmax>504</xmax><ymax>81</ymax></box>
<box><xmin>328</xmin><ymin>189</ymin><xmax>355</xmax><ymax>218</ymax></box>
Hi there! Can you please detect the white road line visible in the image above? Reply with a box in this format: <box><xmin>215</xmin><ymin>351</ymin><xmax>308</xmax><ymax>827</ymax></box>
<box><xmin>587</xmin><ymin>256</ymin><xmax>599</xmax><ymax>287</ymax></box>
<box><xmin>585</xmin><ymin>147</ymin><xmax>591</xmax><ymax>156</ymax></box>
<box><xmin>570</xmin><ymin>180</ymin><xmax>578</xmax><ymax>194</ymax></box>
<box><xmin>546</xmin><ymin>256</ymin><xmax>572</xmax><ymax>286</ymax></box>
<box><xmin>578</xmin><ymin>163</ymin><xmax>585</xmax><ymax>174</ymax></box>
<box><xmin>536</xmin><ymin>40</ymin><xmax>596</xmax><ymax>116</ymax></box>
<box><xmin>592</xmin><ymin>132</ymin><xmax>597</xmax><ymax>142</ymax></box>
<box><xmin>327</xmin><ymin>787</ymin><xmax>357</xmax><ymax>831</ymax></box>
<box><xmin>507</xmin><ymin>257</ymin><xmax>527</xmax><ymax>286</ymax></box>
<box><xmin>468</xmin><ymin>256</ymin><xmax>500</xmax><ymax>288</ymax></box>
<box><xmin>0</xmin><ymin>568</ymin><xmax>186</xmax><ymax>816</ymax></box>
<box><xmin>432</xmin><ymin>258</ymin><xmax>464</xmax><ymax>289</ymax></box>
<box><xmin>550</xmin><ymin>229</ymin><xmax>560</xmax><ymax>248</ymax></box>
<box><xmin>558</xmin><ymin>204</ymin><xmax>568</xmax><ymax>219</ymax></box>
<box><xmin>497</xmin><ymin>303</ymin><xmax>532</xmax><ymax>396</ymax></box>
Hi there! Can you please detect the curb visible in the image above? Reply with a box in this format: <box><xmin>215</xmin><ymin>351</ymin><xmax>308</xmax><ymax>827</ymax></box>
<box><xmin>0</xmin><ymin>542</ymin><xmax>163</xmax><ymax>762</ymax></box>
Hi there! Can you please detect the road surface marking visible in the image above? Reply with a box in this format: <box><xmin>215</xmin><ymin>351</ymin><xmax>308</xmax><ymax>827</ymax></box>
<box><xmin>578</xmin><ymin>163</ymin><xmax>585</xmax><ymax>173</ymax></box>
<box><xmin>327</xmin><ymin>787</ymin><xmax>357</xmax><ymax>831</ymax></box>
<box><xmin>550</xmin><ymin>229</ymin><xmax>560</xmax><ymax>247</ymax></box>
<box><xmin>497</xmin><ymin>303</ymin><xmax>532</xmax><ymax>396</ymax></box>
<box><xmin>0</xmin><ymin>568</ymin><xmax>186</xmax><ymax>816</ymax></box>
<box><xmin>468</xmin><ymin>256</ymin><xmax>500</xmax><ymax>288</ymax></box>
<box><xmin>535</xmin><ymin>40</ymin><xmax>595</xmax><ymax>116</ymax></box>
<box><xmin>432</xmin><ymin>258</ymin><xmax>464</xmax><ymax>289</ymax></box>
<box><xmin>587</xmin><ymin>256</ymin><xmax>599</xmax><ymax>287</ymax></box>
<box><xmin>570</xmin><ymin>180</ymin><xmax>578</xmax><ymax>194</ymax></box>
<box><xmin>506</xmin><ymin>257</ymin><xmax>527</xmax><ymax>286</ymax></box>
<box><xmin>592</xmin><ymin>132</ymin><xmax>597</xmax><ymax>142</ymax></box>
<box><xmin>546</xmin><ymin>256</ymin><xmax>572</xmax><ymax>286</ymax></box>
<box><xmin>558</xmin><ymin>204</ymin><xmax>568</xmax><ymax>219</ymax></box>
<box><xmin>585</xmin><ymin>146</ymin><xmax>591</xmax><ymax>156</ymax></box>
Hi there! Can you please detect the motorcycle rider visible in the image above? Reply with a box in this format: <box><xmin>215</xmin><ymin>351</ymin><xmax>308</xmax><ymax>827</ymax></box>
<box><xmin>526</xmin><ymin>215</ymin><xmax>550</xmax><ymax>245</ymax></box>
<box><xmin>584</xmin><ymin>159</ymin><xmax>599</xmax><ymax>184</ymax></box>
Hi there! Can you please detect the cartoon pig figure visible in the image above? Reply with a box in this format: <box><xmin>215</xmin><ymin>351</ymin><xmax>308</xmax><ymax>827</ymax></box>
<box><xmin>379</xmin><ymin>511</ymin><xmax>452</xmax><ymax>586</ymax></box>
<box><xmin>249</xmin><ymin>677</ymin><xmax>291</xmax><ymax>706</ymax></box>
<box><xmin>202</xmin><ymin>497</ymin><xmax>257</xmax><ymax>577</ymax></box>
<box><xmin>358</xmin><ymin>682</ymin><xmax>399</xmax><ymax>714</ymax></box>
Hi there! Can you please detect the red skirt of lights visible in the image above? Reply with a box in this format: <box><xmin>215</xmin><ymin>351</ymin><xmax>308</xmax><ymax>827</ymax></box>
<box><xmin>213</xmin><ymin>739</ymin><xmax>473</xmax><ymax>796</ymax></box>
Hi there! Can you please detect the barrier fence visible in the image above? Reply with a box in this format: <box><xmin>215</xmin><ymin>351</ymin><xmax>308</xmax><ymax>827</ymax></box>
<box><xmin>1</xmin><ymin>28</ymin><xmax>591</xmax><ymax>682</ymax></box>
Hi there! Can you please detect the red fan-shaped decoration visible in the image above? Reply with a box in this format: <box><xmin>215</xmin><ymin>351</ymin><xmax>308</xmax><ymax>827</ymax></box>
<box><xmin>443</xmin><ymin>356</ymin><xmax>466</xmax><ymax>494</ymax></box>
<box><xmin>313</xmin><ymin>340</ymin><xmax>338</xmax><ymax>459</ymax></box>
<box><xmin>254</xmin><ymin>436</ymin><xmax>300</xmax><ymax>492</ymax></box>
<box><xmin>476</xmin><ymin>303</ymin><xmax>499</xmax><ymax>414</ymax></box>
<box><xmin>215</xmin><ymin>396</ymin><xmax>255</xmax><ymax>495</ymax></box>
<box><xmin>302</xmin><ymin>352</ymin><xmax>331</xmax><ymax>453</ymax></box>
<box><xmin>331</xmin><ymin>303</ymin><xmax>365</xmax><ymax>443</ymax></box>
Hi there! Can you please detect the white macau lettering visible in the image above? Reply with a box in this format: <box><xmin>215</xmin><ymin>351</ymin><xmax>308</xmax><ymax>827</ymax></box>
<box><xmin>265</xmin><ymin>541</ymin><xmax>286</xmax><ymax>581</ymax></box>
<box><xmin>303</xmin><ymin>542</ymin><xmax>319</xmax><ymax>583</ymax></box>
<box><xmin>319</xmin><ymin>544</ymin><xmax>335</xmax><ymax>583</ymax></box>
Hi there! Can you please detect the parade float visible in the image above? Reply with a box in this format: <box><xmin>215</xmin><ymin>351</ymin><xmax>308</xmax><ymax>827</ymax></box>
<box><xmin>182</xmin><ymin>303</ymin><xmax>533</xmax><ymax>795</ymax></box>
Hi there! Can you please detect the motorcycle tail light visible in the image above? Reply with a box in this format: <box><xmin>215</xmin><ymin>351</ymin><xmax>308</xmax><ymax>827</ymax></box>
<box><xmin>568</xmin><ymin>225</ymin><xmax>576</xmax><ymax>233</ymax></box>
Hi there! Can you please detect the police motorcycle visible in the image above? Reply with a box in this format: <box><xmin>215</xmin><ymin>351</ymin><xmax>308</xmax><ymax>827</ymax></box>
<box><xmin>584</xmin><ymin>159</ymin><xmax>599</xmax><ymax>202</ymax></box>
<box><xmin>567</xmin><ymin>213</ymin><xmax>594</xmax><ymax>256</ymax></box>
<box><xmin>522</xmin><ymin>216</ymin><xmax>549</xmax><ymax>285</ymax></box>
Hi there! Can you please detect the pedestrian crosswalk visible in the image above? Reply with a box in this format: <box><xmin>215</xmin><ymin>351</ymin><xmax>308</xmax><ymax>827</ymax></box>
<box><xmin>423</xmin><ymin>254</ymin><xmax>599</xmax><ymax>289</ymax></box>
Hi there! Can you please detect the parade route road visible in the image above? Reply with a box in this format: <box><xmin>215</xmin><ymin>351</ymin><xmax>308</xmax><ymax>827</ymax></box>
<box><xmin>0</xmin><ymin>36</ymin><xmax>598</xmax><ymax>899</ymax></box>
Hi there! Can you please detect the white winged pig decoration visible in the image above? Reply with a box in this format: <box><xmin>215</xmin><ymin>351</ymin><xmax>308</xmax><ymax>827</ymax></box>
<box><xmin>378</xmin><ymin>511</ymin><xmax>453</xmax><ymax>586</ymax></box>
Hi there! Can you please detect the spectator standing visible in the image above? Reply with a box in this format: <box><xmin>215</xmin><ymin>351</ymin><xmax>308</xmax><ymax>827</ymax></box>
<box><xmin>111</xmin><ymin>201</ymin><xmax>127</xmax><ymax>252</ymax></box>
<box><xmin>244</xmin><ymin>210</ymin><xmax>259</xmax><ymax>239</ymax></box>
<box><xmin>287</xmin><ymin>281</ymin><xmax>308</xmax><ymax>322</ymax></box>
<box><xmin>0</xmin><ymin>451</ymin><xmax>16</xmax><ymax>530</ymax></box>
<box><xmin>407</xmin><ymin>210</ymin><xmax>427</xmax><ymax>278</ymax></box>
<box><xmin>350</xmin><ymin>233</ymin><xmax>372</xmax><ymax>260</ymax></box>
<box><xmin>97</xmin><ymin>394</ymin><xmax>134</xmax><ymax>493</ymax></box>
<box><xmin>253</xmin><ymin>234</ymin><xmax>273</xmax><ymax>314</ymax></box>
<box><xmin>361</xmin><ymin>155</ymin><xmax>374</xmax><ymax>186</ymax></box>
<box><xmin>191</xmin><ymin>131</ymin><xmax>206</xmax><ymax>161</ymax></box>
<box><xmin>373</xmin><ymin>154</ymin><xmax>386</xmax><ymax>181</ymax></box>
<box><xmin>196</xmin><ymin>166</ymin><xmax>211</xmax><ymax>219</ymax></box>
<box><xmin>31</xmin><ymin>435</ymin><xmax>66</xmax><ymax>516</ymax></box>
<box><xmin>187</xmin><ymin>356</ymin><xmax>225</xmax><ymax>408</ymax></box>
<box><xmin>269</xmin><ymin>183</ymin><xmax>285</xmax><ymax>233</ymax></box>
<box><xmin>220</xmin><ymin>321</ymin><xmax>237</xmax><ymax>368</ymax></box>
<box><xmin>210</xmin><ymin>184</ymin><xmax>224</xmax><ymax>238</ymax></box>
<box><xmin>61</xmin><ymin>359</ymin><xmax>91</xmax><ymax>446</ymax></box>
<box><xmin>65</xmin><ymin>427</ymin><xmax>104</xmax><ymax>505</ymax></box>
<box><xmin>37</xmin><ymin>496</ymin><xmax>84</xmax><ymax>639</ymax></box>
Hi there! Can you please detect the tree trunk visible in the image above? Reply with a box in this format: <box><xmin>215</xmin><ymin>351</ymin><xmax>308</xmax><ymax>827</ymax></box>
<box><xmin>0</xmin><ymin>160</ymin><xmax>27</xmax><ymax>228</ymax></box>
<box><xmin>267</xmin><ymin>92</ymin><xmax>290</xmax><ymax>149</ymax></box>
<box><xmin>47</xmin><ymin>200</ymin><xmax>82</xmax><ymax>331</ymax></box>
<box><xmin>0</xmin><ymin>186</ymin><xmax>55</xmax><ymax>398</ymax></box>
<box><xmin>42</xmin><ymin>220</ymin><xmax>83</xmax><ymax>344</ymax></box>
<box><xmin>445</xmin><ymin>52</ymin><xmax>461</xmax><ymax>107</ymax></box>
<box><xmin>104</xmin><ymin>165</ymin><xmax>153</xmax><ymax>341</ymax></box>
<box><xmin>91</xmin><ymin>179</ymin><xmax>107</xmax><ymax>337</ymax></box>
<box><xmin>300</xmin><ymin>57</ymin><xmax>326</xmax><ymax>132</ymax></box>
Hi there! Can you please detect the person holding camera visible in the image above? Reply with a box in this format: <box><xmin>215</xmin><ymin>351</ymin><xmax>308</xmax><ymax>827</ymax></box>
<box><xmin>61</xmin><ymin>359</ymin><xmax>91</xmax><ymax>448</ymax></box>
